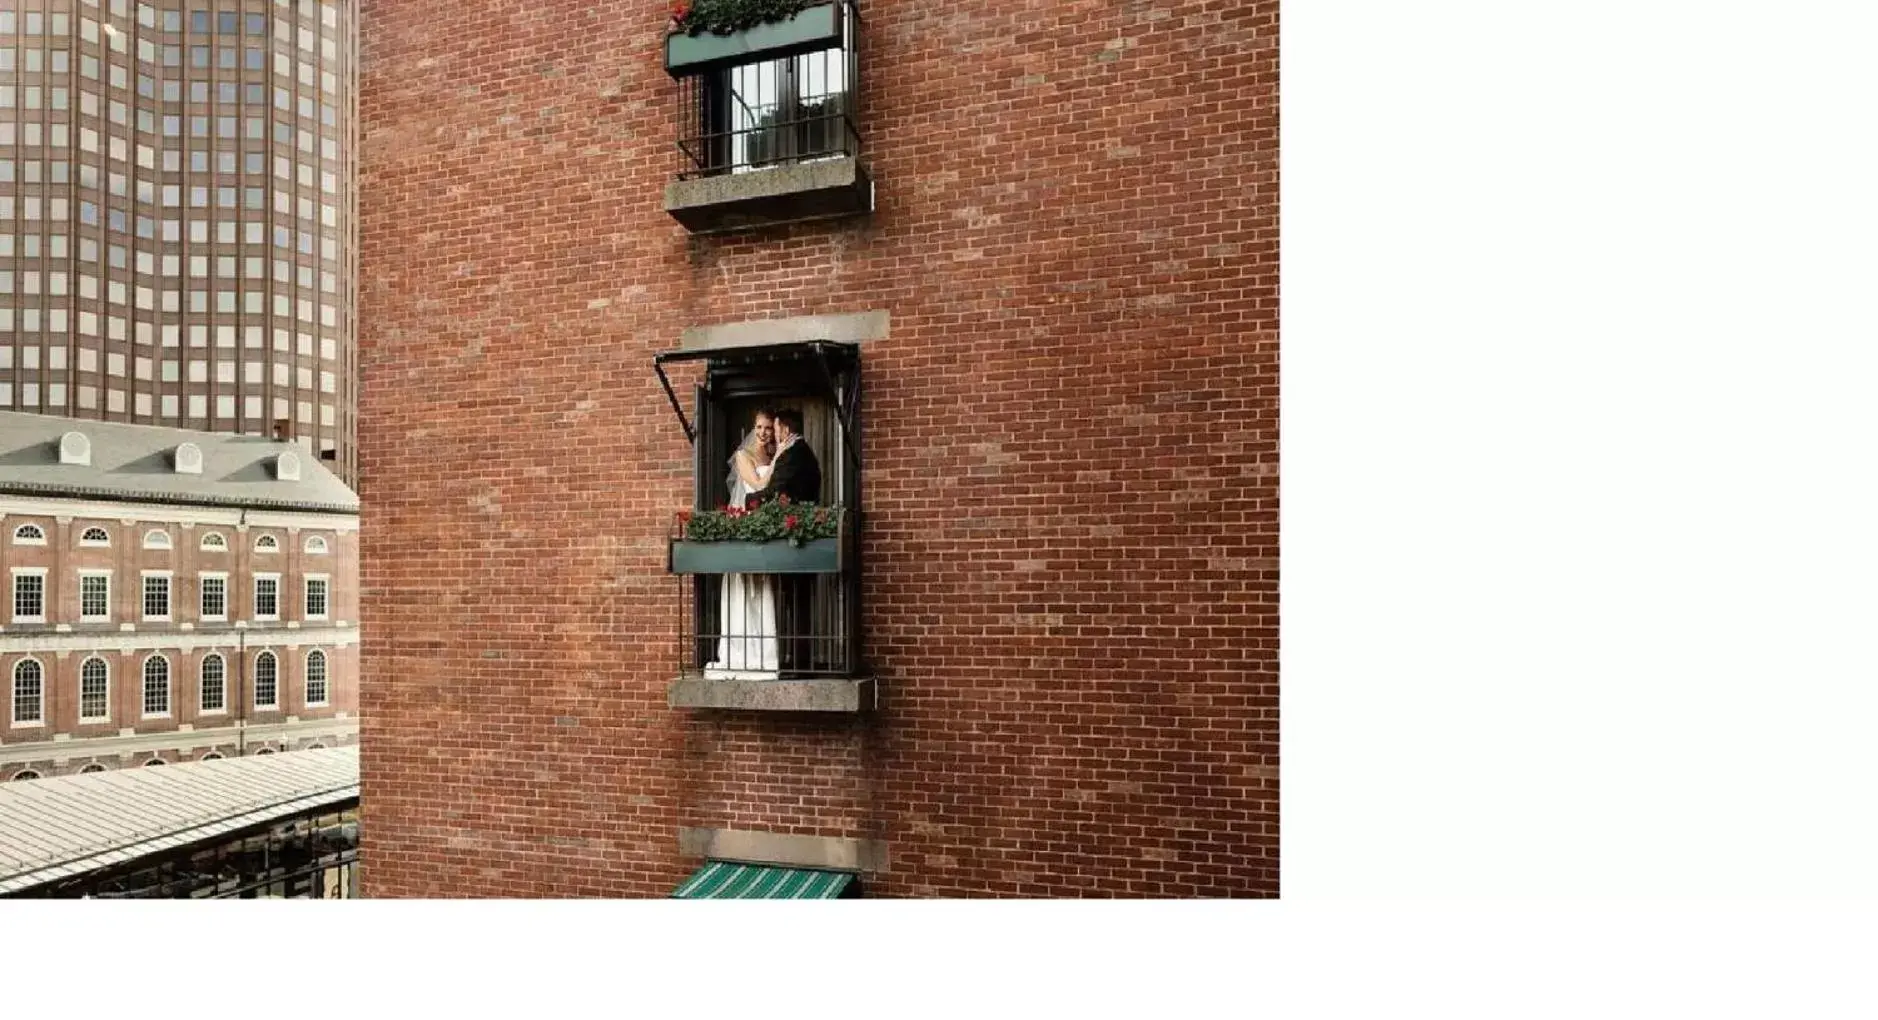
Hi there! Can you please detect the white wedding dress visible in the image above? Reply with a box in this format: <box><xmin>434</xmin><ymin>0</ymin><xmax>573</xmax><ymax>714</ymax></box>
<box><xmin>704</xmin><ymin>464</ymin><xmax>780</xmax><ymax>679</ymax></box>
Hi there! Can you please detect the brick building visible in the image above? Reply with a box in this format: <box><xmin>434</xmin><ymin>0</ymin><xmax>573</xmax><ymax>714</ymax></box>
<box><xmin>359</xmin><ymin>0</ymin><xmax>1275</xmax><ymax>896</ymax></box>
<box><xmin>0</xmin><ymin>410</ymin><xmax>358</xmax><ymax>778</ymax></box>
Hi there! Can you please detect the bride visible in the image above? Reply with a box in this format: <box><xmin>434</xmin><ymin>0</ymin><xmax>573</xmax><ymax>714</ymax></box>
<box><xmin>704</xmin><ymin>410</ymin><xmax>780</xmax><ymax>679</ymax></box>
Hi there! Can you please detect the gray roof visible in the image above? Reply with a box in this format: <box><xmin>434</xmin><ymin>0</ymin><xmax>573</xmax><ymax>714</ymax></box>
<box><xmin>0</xmin><ymin>411</ymin><xmax>357</xmax><ymax>514</ymax></box>
<box><xmin>0</xmin><ymin>746</ymin><xmax>359</xmax><ymax>895</ymax></box>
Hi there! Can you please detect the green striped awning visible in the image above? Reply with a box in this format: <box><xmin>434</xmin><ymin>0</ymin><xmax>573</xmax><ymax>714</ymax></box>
<box><xmin>672</xmin><ymin>860</ymin><xmax>855</xmax><ymax>899</ymax></box>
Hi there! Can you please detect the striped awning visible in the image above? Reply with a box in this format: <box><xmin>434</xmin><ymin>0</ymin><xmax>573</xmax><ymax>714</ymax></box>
<box><xmin>672</xmin><ymin>860</ymin><xmax>855</xmax><ymax>899</ymax></box>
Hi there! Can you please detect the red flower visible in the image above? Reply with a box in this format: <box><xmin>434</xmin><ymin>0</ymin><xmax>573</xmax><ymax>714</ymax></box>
<box><xmin>670</xmin><ymin>0</ymin><xmax>691</xmax><ymax>20</ymax></box>
<box><xmin>677</xmin><ymin>510</ymin><xmax>692</xmax><ymax>523</ymax></box>
<box><xmin>746</xmin><ymin>496</ymin><xmax>761</xmax><ymax>511</ymax></box>
<box><xmin>784</xmin><ymin>514</ymin><xmax>798</xmax><ymax>530</ymax></box>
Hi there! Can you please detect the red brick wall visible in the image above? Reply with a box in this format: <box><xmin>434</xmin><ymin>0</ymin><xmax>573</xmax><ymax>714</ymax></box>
<box><xmin>357</xmin><ymin>0</ymin><xmax>1277</xmax><ymax>896</ymax></box>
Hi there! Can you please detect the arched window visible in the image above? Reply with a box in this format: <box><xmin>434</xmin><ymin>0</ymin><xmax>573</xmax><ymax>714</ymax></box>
<box><xmin>306</xmin><ymin>743</ymin><xmax>327</xmax><ymax>751</ymax></box>
<box><xmin>253</xmin><ymin>534</ymin><xmax>280</xmax><ymax>553</ymax></box>
<box><xmin>143</xmin><ymin>757</ymin><xmax>167</xmax><ymax>766</ymax></box>
<box><xmin>79</xmin><ymin>526</ymin><xmax>111</xmax><ymax>547</ymax></box>
<box><xmin>304</xmin><ymin>535</ymin><xmax>330</xmax><ymax>555</ymax></box>
<box><xmin>9</xmin><ymin>770</ymin><xmax>42</xmax><ymax>782</ymax></box>
<box><xmin>12</xmin><ymin>523</ymin><xmax>46</xmax><ymax>545</ymax></box>
<box><xmin>79</xmin><ymin>657</ymin><xmax>110</xmax><ymax>722</ymax></box>
<box><xmin>142</xmin><ymin>529</ymin><xmax>172</xmax><ymax>550</ymax></box>
<box><xmin>12</xmin><ymin>659</ymin><xmax>45</xmax><ymax>726</ymax></box>
<box><xmin>200</xmin><ymin>654</ymin><xmax>227</xmax><ymax>713</ymax></box>
<box><xmin>253</xmin><ymin>651</ymin><xmax>278</xmax><ymax>709</ymax></box>
<box><xmin>200</xmin><ymin>752</ymin><xmax>224</xmax><ymax>761</ymax></box>
<box><xmin>254</xmin><ymin>747</ymin><xmax>277</xmax><ymax>756</ymax></box>
<box><xmin>200</xmin><ymin>531</ymin><xmax>228</xmax><ymax>552</ymax></box>
<box><xmin>77</xmin><ymin>763</ymin><xmax>106</xmax><ymax>774</ymax></box>
<box><xmin>305</xmin><ymin>649</ymin><xmax>328</xmax><ymax>706</ymax></box>
<box><xmin>142</xmin><ymin>655</ymin><xmax>171</xmax><ymax>717</ymax></box>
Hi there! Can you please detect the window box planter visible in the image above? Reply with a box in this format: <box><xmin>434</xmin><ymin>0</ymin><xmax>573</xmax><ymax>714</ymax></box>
<box><xmin>668</xmin><ymin>536</ymin><xmax>842</xmax><ymax>574</ymax></box>
<box><xmin>665</xmin><ymin>2</ymin><xmax>844</xmax><ymax>77</ymax></box>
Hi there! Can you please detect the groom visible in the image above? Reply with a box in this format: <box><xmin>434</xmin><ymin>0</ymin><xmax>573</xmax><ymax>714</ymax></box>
<box><xmin>758</xmin><ymin>408</ymin><xmax>821</xmax><ymax>506</ymax></box>
<box><xmin>756</xmin><ymin>407</ymin><xmax>821</xmax><ymax>673</ymax></box>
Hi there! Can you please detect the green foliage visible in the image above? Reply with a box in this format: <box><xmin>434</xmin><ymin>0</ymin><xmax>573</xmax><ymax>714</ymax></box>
<box><xmin>671</xmin><ymin>0</ymin><xmax>820</xmax><ymax>37</ymax></box>
<box><xmin>678</xmin><ymin>498</ymin><xmax>843</xmax><ymax>548</ymax></box>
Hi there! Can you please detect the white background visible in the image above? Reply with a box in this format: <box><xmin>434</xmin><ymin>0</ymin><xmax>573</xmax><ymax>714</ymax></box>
<box><xmin>16</xmin><ymin>1</ymin><xmax>1878</xmax><ymax>1016</ymax></box>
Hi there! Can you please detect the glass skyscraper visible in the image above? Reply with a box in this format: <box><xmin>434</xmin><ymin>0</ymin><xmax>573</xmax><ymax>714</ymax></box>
<box><xmin>0</xmin><ymin>0</ymin><xmax>355</xmax><ymax>482</ymax></box>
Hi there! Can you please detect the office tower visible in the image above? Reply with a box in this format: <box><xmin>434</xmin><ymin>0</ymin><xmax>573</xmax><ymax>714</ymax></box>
<box><xmin>0</xmin><ymin>0</ymin><xmax>356</xmax><ymax>483</ymax></box>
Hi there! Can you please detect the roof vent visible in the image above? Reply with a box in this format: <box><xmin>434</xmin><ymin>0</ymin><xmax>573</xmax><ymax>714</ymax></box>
<box><xmin>58</xmin><ymin>431</ymin><xmax>92</xmax><ymax>466</ymax></box>
<box><xmin>173</xmin><ymin>442</ymin><xmax>204</xmax><ymax>475</ymax></box>
<box><xmin>274</xmin><ymin>450</ymin><xmax>302</xmax><ymax>482</ymax></box>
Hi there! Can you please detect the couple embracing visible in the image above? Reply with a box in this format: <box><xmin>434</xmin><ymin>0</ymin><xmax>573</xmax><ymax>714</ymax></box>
<box><xmin>705</xmin><ymin>407</ymin><xmax>822</xmax><ymax>680</ymax></box>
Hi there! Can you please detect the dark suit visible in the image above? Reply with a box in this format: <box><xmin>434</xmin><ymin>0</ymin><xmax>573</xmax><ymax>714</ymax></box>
<box><xmin>761</xmin><ymin>436</ymin><xmax>823</xmax><ymax>672</ymax></box>
<box><xmin>762</xmin><ymin>437</ymin><xmax>822</xmax><ymax>505</ymax></box>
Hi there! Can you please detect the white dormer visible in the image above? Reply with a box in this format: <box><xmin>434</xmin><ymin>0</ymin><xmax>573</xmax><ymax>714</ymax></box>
<box><xmin>173</xmin><ymin>442</ymin><xmax>204</xmax><ymax>475</ymax></box>
<box><xmin>275</xmin><ymin>450</ymin><xmax>302</xmax><ymax>482</ymax></box>
<box><xmin>59</xmin><ymin>431</ymin><xmax>92</xmax><ymax>466</ymax></box>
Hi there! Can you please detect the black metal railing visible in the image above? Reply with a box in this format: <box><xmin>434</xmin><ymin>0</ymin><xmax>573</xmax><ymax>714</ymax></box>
<box><xmin>676</xmin><ymin>109</ymin><xmax>862</xmax><ymax>180</ymax></box>
<box><xmin>672</xmin><ymin>9</ymin><xmax>862</xmax><ymax>181</ymax></box>
<box><xmin>672</xmin><ymin>519</ymin><xmax>860</xmax><ymax>681</ymax></box>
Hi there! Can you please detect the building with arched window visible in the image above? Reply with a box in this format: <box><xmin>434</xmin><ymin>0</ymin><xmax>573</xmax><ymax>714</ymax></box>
<box><xmin>0</xmin><ymin>411</ymin><xmax>357</xmax><ymax>778</ymax></box>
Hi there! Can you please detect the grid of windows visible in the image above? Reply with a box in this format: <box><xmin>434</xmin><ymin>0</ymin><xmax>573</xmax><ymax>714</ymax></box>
<box><xmin>305</xmin><ymin>576</ymin><xmax>327</xmax><ymax>617</ymax></box>
<box><xmin>0</xmin><ymin>0</ymin><xmax>358</xmax><ymax>481</ymax></box>
<box><xmin>253</xmin><ymin>650</ymin><xmax>277</xmax><ymax>708</ymax></box>
<box><xmin>80</xmin><ymin>657</ymin><xmax>110</xmax><ymax>721</ymax></box>
<box><xmin>200</xmin><ymin>653</ymin><xmax>226</xmax><ymax>712</ymax></box>
<box><xmin>143</xmin><ymin>573</ymin><xmax>171</xmax><ymax>619</ymax></box>
<box><xmin>13</xmin><ymin>572</ymin><xmax>45</xmax><ymax>621</ymax></box>
<box><xmin>80</xmin><ymin>572</ymin><xmax>110</xmax><ymax>619</ymax></box>
<box><xmin>305</xmin><ymin>648</ymin><xmax>327</xmax><ymax>705</ymax></box>
<box><xmin>143</xmin><ymin>656</ymin><xmax>171</xmax><ymax>716</ymax></box>
<box><xmin>13</xmin><ymin>659</ymin><xmax>44</xmax><ymax>725</ymax></box>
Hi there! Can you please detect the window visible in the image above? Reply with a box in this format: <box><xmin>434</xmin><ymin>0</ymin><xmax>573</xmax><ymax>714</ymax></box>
<box><xmin>143</xmin><ymin>529</ymin><xmax>172</xmax><ymax>550</ymax></box>
<box><xmin>305</xmin><ymin>649</ymin><xmax>328</xmax><ymax>706</ymax></box>
<box><xmin>254</xmin><ymin>747</ymin><xmax>276</xmax><ymax>756</ymax></box>
<box><xmin>13</xmin><ymin>570</ymin><xmax>47</xmax><ymax>623</ymax></box>
<box><xmin>80</xmin><ymin>572</ymin><xmax>111</xmax><ymax>621</ymax></box>
<box><xmin>200</xmin><ymin>654</ymin><xmax>226</xmax><ymax>713</ymax></box>
<box><xmin>200</xmin><ymin>574</ymin><xmax>227</xmax><ymax>620</ymax></box>
<box><xmin>143</xmin><ymin>573</ymin><xmax>172</xmax><ymax>620</ymax></box>
<box><xmin>254</xmin><ymin>575</ymin><xmax>280</xmax><ymax>620</ymax></box>
<box><xmin>79</xmin><ymin>526</ymin><xmax>111</xmax><ymax>547</ymax></box>
<box><xmin>143</xmin><ymin>656</ymin><xmax>171</xmax><ymax>717</ymax></box>
<box><xmin>200</xmin><ymin>531</ymin><xmax>228</xmax><ymax>552</ymax></box>
<box><xmin>77</xmin><ymin>764</ymin><xmax>106</xmax><ymax>774</ymax></box>
<box><xmin>304</xmin><ymin>576</ymin><xmax>329</xmax><ymax>619</ymax></box>
<box><xmin>13</xmin><ymin>660</ymin><xmax>45</xmax><ymax>726</ymax></box>
<box><xmin>80</xmin><ymin>657</ymin><xmax>110</xmax><ymax>722</ymax></box>
<box><xmin>253</xmin><ymin>651</ymin><xmax>278</xmax><ymax>709</ymax></box>
<box><xmin>12</xmin><ymin>523</ymin><xmax>46</xmax><ymax>545</ymax></box>
<box><xmin>200</xmin><ymin>752</ymin><xmax>224</xmax><ymax>761</ymax></box>
<box><xmin>10</xmin><ymin>771</ymin><xmax>43</xmax><ymax>782</ymax></box>
<box><xmin>304</xmin><ymin>535</ymin><xmax>330</xmax><ymax>555</ymax></box>
<box><xmin>144</xmin><ymin>758</ymin><xmax>168</xmax><ymax>767</ymax></box>
<box><xmin>254</xmin><ymin>534</ymin><xmax>280</xmax><ymax>553</ymax></box>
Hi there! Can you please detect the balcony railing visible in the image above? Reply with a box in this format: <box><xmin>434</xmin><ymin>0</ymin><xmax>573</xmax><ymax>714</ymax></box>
<box><xmin>663</xmin><ymin>1</ymin><xmax>872</xmax><ymax>232</ymax></box>
<box><xmin>669</xmin><ymin>515</ymin><xmax>860</xmax><ymax>684</ymax></box>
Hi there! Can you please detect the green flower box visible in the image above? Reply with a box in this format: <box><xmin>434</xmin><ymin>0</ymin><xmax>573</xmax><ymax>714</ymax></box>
<box><xmin>665</xmin><ymin>2</ymin><xmax>843</xmax><ymax>77</ymax></box>
<box><xmin>669</xmin><ymin>536</ymin><xmax>842</xmax><ymax>574</ymax></box>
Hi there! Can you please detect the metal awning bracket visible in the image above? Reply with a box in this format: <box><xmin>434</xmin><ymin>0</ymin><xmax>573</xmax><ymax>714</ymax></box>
<box><xmin>653</xmin><ymin>353</ymin><xmax>696</xmax><ymax>444</ymax></box>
